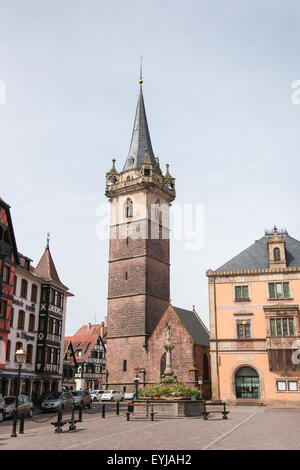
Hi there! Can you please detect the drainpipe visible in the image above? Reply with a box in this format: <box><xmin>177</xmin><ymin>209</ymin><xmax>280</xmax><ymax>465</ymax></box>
<box><xmin>213</xmin><ymin>276</ymin><xmax>221</xmax><ymax>399</ymax></box>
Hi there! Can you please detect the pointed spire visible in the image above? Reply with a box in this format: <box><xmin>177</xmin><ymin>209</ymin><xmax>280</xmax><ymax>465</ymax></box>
<box><xmin>109</xmin><ymin>158</ymin><xmax>118</xmax><ymax>175</ymax></box>
<box><xmin>164</xmin><ymin>164</ymin><xmax>175</xmax><ymax>191</ymax></box>
<box><xmin>35</xmin><ymin>241</ymin><xmax>67</xmax><ymax>288</ymax></box>
<box><xmin>123</xmin><ymin>64</ymin><xmax>156</xmax><ymax>171</ymax></box>
<box><xmin>165</xmin><ymin>164</ymin><xmax>172</xmax><ymax>178</ymax></box>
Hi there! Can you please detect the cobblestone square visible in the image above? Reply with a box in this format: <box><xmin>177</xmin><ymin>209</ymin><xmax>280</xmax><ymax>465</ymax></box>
<box><xmin>0</xmin><ymin>406</ymin><xmax>299</xmax><ymax>451</ymax></box>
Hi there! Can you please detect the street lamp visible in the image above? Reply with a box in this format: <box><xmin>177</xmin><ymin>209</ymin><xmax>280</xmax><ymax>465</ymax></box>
<box><xmin>11</xmin><ymin>347</ymin><xmax>27</xmax><ymax>438</ymax></box>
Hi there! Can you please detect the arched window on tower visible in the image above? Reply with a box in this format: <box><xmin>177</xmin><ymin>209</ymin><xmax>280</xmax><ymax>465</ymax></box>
<box><xmin>124</xmin><ymin>198</ymin><xmax>133</xmax><ymax>218</ymax></box>
<box><xmin>274</xmin><ymin>247</ymin><xmax>281</xmax><ymax>261</ymax></box>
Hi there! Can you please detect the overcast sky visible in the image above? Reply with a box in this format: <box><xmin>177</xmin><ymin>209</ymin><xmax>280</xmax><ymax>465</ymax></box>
<box><xmin>1</xmin><ymin>0</ymin><xmax>300</xmax><ymax>335</ymax></box>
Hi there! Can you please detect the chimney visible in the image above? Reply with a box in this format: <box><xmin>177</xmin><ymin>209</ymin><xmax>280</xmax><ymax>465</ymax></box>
<box><xmin>88</xmin><ymin>322</ymin><xmax>91</xmax><ymax>331</ymax></box>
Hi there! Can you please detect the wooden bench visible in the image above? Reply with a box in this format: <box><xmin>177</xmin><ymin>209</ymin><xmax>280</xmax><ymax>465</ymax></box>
<box><xmin>51</xmin><ymin>407</ymin><xmax>82</xmax><ymax>433</ymax></box>
<box><xmin>126</xmin><ymin>402</ymin><xmax>156</xmax><ymax>421</ymax></box>
<box><xmin>201</xmin><ymin>401</ymin><xmax>230</xmax><ymax>420</ymax></box>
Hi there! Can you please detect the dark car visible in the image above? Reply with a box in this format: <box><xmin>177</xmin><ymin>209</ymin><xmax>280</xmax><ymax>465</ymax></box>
<box><xmin>71</xmin><ymin>390</ymin><xmax>92</xmax><ymax>408</ymax></box>
<box><xmin>4</xmin><ymin>395</ymin><xmax>34</xmax><ymax>419</ymax></box>
<box><xmin>0</xmin><ymin>393</ymin><xmax>5</xmax><ymax>422</ymax></box>
<box><xmin>40</xmin><ymin>391</ymin><xmax>75</xmax><ymax>412</ymax></box>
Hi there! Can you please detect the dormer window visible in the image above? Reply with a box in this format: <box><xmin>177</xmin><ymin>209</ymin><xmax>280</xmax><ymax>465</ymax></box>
<box><xmin>267</xmin><ymin>226</ymin><xmax>287</xmax><ymax>268</ymax></box>
<box><xmin>24</xmin><ymin>259</ymin><xmax>30</xmax><ymax>271</ymax></box>
<box><xmin>274</xmin><ymin>247</ymin><xmax>281</xmax><ymax>261</ymax></box>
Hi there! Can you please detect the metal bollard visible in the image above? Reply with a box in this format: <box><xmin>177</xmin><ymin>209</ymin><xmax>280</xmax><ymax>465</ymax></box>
<box><xmin>102</xmin><ymin>403</ymin><xmax>105</xmax><ymax>418</ymax></box>
<box><xmin>79</xmin><ymin>404</ymin><xmax>83</xmax><ymax>422</ymax></box>
<box><xmin>11</xmin><ymin>409</ymin><xmax>18</xmax><ymax>438</ymax></box>
<box><xmin>116</xmin><ymin>401</ymin><xmax>120</xmax><ymax>416</ymax></box>
<box><xmin>19</xmin><ymin>413</ymin><xmax>25</xmax><ymax>434</ymax></box>
<box><xmin>58</xmin><ymin>410</ymin><xmax>62</xmax><ymax>427</ymax></box>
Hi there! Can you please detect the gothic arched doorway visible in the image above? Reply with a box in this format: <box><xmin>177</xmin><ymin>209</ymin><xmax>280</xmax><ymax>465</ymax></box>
<box><xmin>235</xmin><ymin>366</ymin><xmax>260</xmax><ymax>399</ymax></box>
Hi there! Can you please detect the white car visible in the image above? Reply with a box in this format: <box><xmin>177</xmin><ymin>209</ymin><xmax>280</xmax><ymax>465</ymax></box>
<box><xmin>90</xmin><ymin>390</ymin><xmax>104</xmax><ymax>402</ymax></box>
<box><xmin>101</xmin><ymin>390</ymin><xmax>123</xmax><ymax>402</ymax></box>
<box><xmin>123</xmin><ymin>392</ymin><xmax>136</xmax><ymax>400</ymax></box>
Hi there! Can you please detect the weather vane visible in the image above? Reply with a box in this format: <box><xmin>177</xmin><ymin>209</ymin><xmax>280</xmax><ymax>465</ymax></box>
<box><xmin>139</xmin><ymin>56</ymin><xmax>143</xmax><ymax>84</ymax></box>
<box><xmin>46</xmin><ymin>231</ymin><xmax>50</xmax><ymax>249</ymax></box>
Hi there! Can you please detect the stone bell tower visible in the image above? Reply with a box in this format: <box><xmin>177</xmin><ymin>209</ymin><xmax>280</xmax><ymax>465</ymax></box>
<box><xmin>104</xmin><ymin>74</ymin><xmax>176</xmax><ymax>389</ymax></box>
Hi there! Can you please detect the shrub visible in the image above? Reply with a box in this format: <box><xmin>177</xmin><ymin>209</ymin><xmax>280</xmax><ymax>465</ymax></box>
<box><xmin>139</xmin><ymin>377</ymin><xmax>202</xmax><ymax>399</ymax></box>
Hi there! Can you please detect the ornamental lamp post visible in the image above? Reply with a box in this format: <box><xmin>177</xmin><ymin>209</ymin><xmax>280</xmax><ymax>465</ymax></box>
<box><xmin>11</xmin><ymin>347</ymin><xmax>27</xmax><ymax>438</ymax></box>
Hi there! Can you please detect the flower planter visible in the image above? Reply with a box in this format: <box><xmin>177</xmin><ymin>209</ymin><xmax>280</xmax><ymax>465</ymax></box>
<box><xmin>131</xmin><ymin>399</ymin><xmax>205</xmax><ymax>418</ymax></box>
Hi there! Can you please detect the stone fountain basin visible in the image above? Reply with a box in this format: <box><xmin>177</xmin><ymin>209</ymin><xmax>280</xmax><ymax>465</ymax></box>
<box><xmin>131</xmin><ymin>399</ymin><xmax>205</xmax><ymax>418</ymax></box>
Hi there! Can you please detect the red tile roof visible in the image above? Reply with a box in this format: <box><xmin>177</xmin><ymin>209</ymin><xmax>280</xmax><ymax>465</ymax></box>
<box><xmin>65</xmin><ymin>324</ymin><xmax>103</xmax><ymax>363</ymax></box>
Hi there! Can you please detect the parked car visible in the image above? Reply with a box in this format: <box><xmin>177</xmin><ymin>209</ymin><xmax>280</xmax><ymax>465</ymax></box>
<box><xmin>90</xmin><ymin>390</ymin><xmax>104</xmax><ymax>402</ymax></box>
<box><xmin>101</xmin><ymin>390</ymin><xmax>123</xmax><ymax>402</ymax></box>
<box><xmin>123</xmin><ymin>392</ymin><xmax>136</xmax><ymax>400</ymax></box>
<box><xmin>4</xmin><ymin>395</ymin><xmax>34</xmax><ymax>419</ymax></box>
<box><xmin>40</xmin><ymin>391</ymin><xmax>74</xmax><ymax>412</ymax></box>
<box><xmin>0</xmin><ymin>394</ymin><xmax>5</xmax><ymax>423</ymax></box>
<box><xmin>71</xmin><ymin>390</ymin><xmax>92</xmax><ymax>408</ymax></box>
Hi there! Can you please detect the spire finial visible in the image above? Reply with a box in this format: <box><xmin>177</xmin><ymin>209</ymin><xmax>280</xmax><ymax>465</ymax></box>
<box><xmin>46</xmin><ymin>231</ymin><xmax>50</xmax><ymax>250</ymax></box>
<box><xmin>139</xmin><ymin>56</ymin><xmax>143</xmax><ymax>85</ymax></box>
<box><xmin>165</xmin><ymin>163</ymin><xmax>171</xmax><ymax>177</ymax></box>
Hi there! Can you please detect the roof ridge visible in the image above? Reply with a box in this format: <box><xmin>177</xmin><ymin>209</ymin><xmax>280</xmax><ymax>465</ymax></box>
<box><xmin>191</xmin><ymin>308</ymin><xmax>210</xmax><ymax>335</ymax></box>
